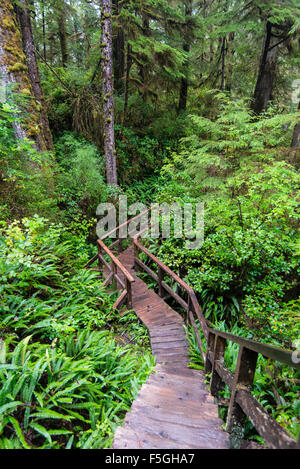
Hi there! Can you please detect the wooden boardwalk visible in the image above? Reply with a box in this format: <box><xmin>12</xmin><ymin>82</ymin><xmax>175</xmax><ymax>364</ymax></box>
<box><xmin>106</xmin><ymin>246</ymin><xmax>229</xmax><ymax>449</ymax></box>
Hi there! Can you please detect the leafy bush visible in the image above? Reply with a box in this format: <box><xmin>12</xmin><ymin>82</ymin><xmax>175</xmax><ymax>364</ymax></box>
<box><xmin>186</xmin><ymin>321</ymin><xmax>300</xmax><ymax>442</ymax></box>
<box><xmin>0</xmin><ymin>103</ymin><xmax>58</xmax><ymax>220</ymax></box>
<box><xmin>54</xmin><ymin>132</ymin><xmax>109</xmax><ymax>218</ymax></box>
<box><xmin>115</xmin><ymin>125</ymin><xmax>169</xmax><ymax>183</ymax></box>
<box><xmin>0</xmin><ymin>217</ymin><xmax>154</xmax><ymax>449</ymax></box>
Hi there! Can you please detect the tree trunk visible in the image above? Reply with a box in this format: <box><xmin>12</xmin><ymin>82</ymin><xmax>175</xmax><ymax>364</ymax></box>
<box><xmin>178</xmin><ymin>43</ymin><xmax>190</xmax><ymax>112</ymax></box>
<box><xmin>139</xmin><ymin>16</ymin><xmax>150</xmax><ymax>102</ymax></box>
<box><xmin>251</xmin><ymin>22</ymin><xmax>279</xmax><ymax>115</ymax></box>
<box><xmin>123</xmin><ymin>42</ymin><xmax>132</xmax><ymax>127</ymax></box>
<box><xmin>225</xmin><ymin>32</ymin><xmax>235</xmax><ymax>92</ymax></box>
<box><xmin>101</xmin><ymin>0</ymin><xmax>118</xmax><ymax>186</ymax></box>
<box><xmin>0</xmin><ymin>0</ymin><xmax>46</xmax><ymax>146</ymax></box>
<box><xmin>57</xmin><ymin>4</ymin><xmax>68</xmax><ymax>68</ymax></box>
<box><xmin>42</xmin><ymin>2</ymin><xmax>47</xmax><ymax>61</ymax></box>
<box><xmin>112</xmin><ymin>0</ymin><xmax>125</xmax><ymax>93</ymax></box>
<box><xmin>15</xmin><ymin>0</ymin><xmax>54</xmax><ymax>151</ymax></box>
<box><xmin>178</xmin><ymin>0</ymin><xmax>193</xmax><ymax>113</ymax></box>
<box><xmin>291</xmin><ymin>101</ymin><xmax>300</xmax><ymax>149</ymax></box>
<box><xmin>220</xmin><ymin>37</ymin><xmax>226</xmax><ymax>91</ymax></box>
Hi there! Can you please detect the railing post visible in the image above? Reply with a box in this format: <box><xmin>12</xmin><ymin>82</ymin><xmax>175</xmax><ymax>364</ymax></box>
<box><xmin>186</xmin><ymin>294</ymin><xmax>193</xmax><ymax>325</ymax></box>
<box><xmin>133</xmin><ymin>242</ymin><xmax>139</xmax><ymax>271</ymax></box>
<box><xmin>111</xmin><ymin>260</ymin><xmax>117</xmax><ymax>289</ymax></box>
<box><xmin>205</xmin><ymin>331</ymin><xmax>215</xmax><ymax>375</ymax></box>
<box><xmin>226</xmin><ymin>346</ymin><xmax>258</xmax><ymax>449</ymax></box>
<box><xmin>118</xmin><ymin>228</ymin><xmax>123</xmax><ymax>254</ymax></box>
<box><xmin>97</xmin><ymin>243</ymin><xmax>102</xmax><ymax>269</ymax></box>
<box><xmin>210</xmin><ymin>335</ymin><xmax>226</xmax><ymax>398</ymax></box>
<box><xmin>158</xmin><ymin>266</ymin><xmax>165</xmax><ymax>298</ymax></box>
<box><xmin>126</xmin><ymin>278</ymin><xmax>132</xmax><ymax>310</ymax></box>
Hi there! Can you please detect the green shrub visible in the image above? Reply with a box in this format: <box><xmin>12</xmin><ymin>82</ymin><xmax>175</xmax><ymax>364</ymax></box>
<box><xmin>0</xmin><ymin>217</ymin><xmax>154</xmax><ymax>448</ymax></box>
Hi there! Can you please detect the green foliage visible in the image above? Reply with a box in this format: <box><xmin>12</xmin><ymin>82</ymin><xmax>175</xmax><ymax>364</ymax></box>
<box><xmin>115</xmin><ymin>125</ymin><xmax>168</xmax><ymax>183</ymax></box>
<box><xmin>0</xmin><ymin>103</ymin><xmax>57</xmax><ymax>219</ymax></box>
<box><xmin>0</xmin><ymin>216</ymin><xmax>154</xmax><ymax>449</ymax></box>
<box><xmin>186</xmin><ymin>320</ymin><xmax>300</xmax><ymax>441</ymax></box>
<box><xmin>161</xmin><ymin>94</ymin><xmax>298</xmax><ymax>198</ymax></box>
<box><xmin>54</xmin><ymin>131</ymin><xmax>108</xmax><ymax>218</ymax></box>
<box><xmin>154</xmin><ymin>97</ymin><xmax>300</xmax><ymax>345</ymax></box>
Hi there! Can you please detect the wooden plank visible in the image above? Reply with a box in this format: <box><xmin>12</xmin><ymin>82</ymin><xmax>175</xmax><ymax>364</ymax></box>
<box><xmin>124</xmin><ymin>413</ymin><xmax>229</xmax><ymax>449</ymax></box>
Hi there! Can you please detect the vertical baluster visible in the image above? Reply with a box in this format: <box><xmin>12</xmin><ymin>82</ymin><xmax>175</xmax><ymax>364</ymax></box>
<box><xmin>205</xmin><ymin>331</ymin><xmax>215</xmax><ymax>375</ymax></box>
<box><xmin>158</xmin><ymin>266</ymin><xmax>164</xmax><ymax>298</ymax></box>
<box><xmin>118</xmin><ymin>227</ymin><xmax>123</xmax><ymax>254</ymax></box>
<box><xmin>210</xmin><ymin>335</ymin><xmax>226</xmax><ymax>398</ymax></box>
<box><xmin>134</xmin><ymin>242</ymin><xmax>139</xmax><ymax>272</ymax></box>
<box><xmin>226</xmin><ymin>346</ymin><xmax>258</xmax><ymax>449</ymax></box>
<box><xmin>126</xmin><ymin>278</ymin><xmax>132</xmax><ymax>310</ymax></box>
<box><xmin>97</xmin><ymin>243</ymin><xmax>102</xmax><ymax>270</ymax></box>
<box><xmin>111</xmin><ymin>260</ymin><xmax>117</xmax><ymax>289</ymax></box>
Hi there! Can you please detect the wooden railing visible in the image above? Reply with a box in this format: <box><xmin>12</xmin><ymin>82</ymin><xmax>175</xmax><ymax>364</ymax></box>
<box><xmin>87</xmin><ymin>209</ymin><xmax>300</xmax><ymax>449</ymax></box>
<box><xmin>85</xmin><ymin>207</ymin><xmax>156</xmax><ymax>310</ymax></box>
<box><xmin>133</xmin><ymin>236</ymin><xmax>300</xmax><ymax>450</ymax></box>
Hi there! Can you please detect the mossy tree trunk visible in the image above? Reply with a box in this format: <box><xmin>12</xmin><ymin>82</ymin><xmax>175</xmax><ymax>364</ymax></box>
<box><xmin>0</xmin><ymin>0</ymin><xmax>49</xmax><ymax>148</ymax></box>
<box><xmin>15</xmin><ymin>0</ymin><xmax>54</xmax><ymax>151</ymax></box>
<box><xmin>101</xmin><ymin>0</ymin><xmax>118</xmax><ymax>186</ymax></box>
<box><xmin>57</xmin><ymin>2</ymin><xmax>68</xmax><ymax>68</ymax></box>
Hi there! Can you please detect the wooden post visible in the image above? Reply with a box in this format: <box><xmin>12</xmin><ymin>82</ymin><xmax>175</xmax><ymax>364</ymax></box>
<box><xmin>226</xmin><ymin>346</ymin><xmax>258</xmax><ymax>449</ymax></box>
<box><xmin>97</xmin><ymin>243</ymin><xmax>103</xmax><ymax>270</ymax></box>
<box><xmin>186</xmin><ymin>294</ymin><xmax>192</xmax><ymax>325</ymax></box>
<box><xmin>205</xmin><ymin>331</ymin><xmax>215</xmax><ymax>375</ymax></box>
<box><xmin>133</xmin><ymin>242</ymin><xmax>139</xmax><ymax>271</ymax></box>
<box><xmin>118</xmin><ymin>238</ymin><xmax>123</xmax><ymax>254</ymax></box>
<box><xmin>210</xmin><ymin>335</ymin><xmax>226</xmax><ymax>398</ymax></box>
<box><xmin>126</xmin><ymin>278</ymin><xmax>132</xmax><ymax>309</ymax></box>
<box><xmin>158</xmin><ymin>266</ymin><xmax>165</xmax><ymax>298</ymax></box>
<box><xmin>111</xmin><ymin>260</ymin><xmax>117</xmax><ymax>289</ymax></box>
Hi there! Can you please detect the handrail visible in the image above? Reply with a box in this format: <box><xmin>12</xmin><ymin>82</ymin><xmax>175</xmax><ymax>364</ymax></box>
<box><xmin>133</xmin><ymin>235</ymin><xmax>300</xmax><ymax>449</ymax></box>
<box><xmin>101</xmin><ymin>205</ymin><xmax>159</xmax><ymax>241</ymax></box>
<box><xmin>98</xmin><ymin>240</ymin><xmax>135</xmax><ymax>283</ymax></box>
<box><xmin>86</xmin><ymin>210</ymin><xmax>300</xmax><ymax>449</ymax></box>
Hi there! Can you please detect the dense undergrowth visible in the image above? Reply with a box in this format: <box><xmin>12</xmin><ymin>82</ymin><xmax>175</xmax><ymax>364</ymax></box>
<box><xmin>0</xmin><ymin>217</ymin><xmax>154</xmax><ymax>449</ymax></box>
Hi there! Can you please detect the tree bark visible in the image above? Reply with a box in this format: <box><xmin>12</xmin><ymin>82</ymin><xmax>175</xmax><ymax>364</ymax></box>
<box><xmin>57</xmin><ymin>4</ymin><xmax>68</xmax><ymax>68</ymax></box>
<box><xmin>0</xmin><ymin>0</ymin><xmax>47</xmax><ymax>146</ymax></box>
<box><xmin>251</xmin><ymin>22</ymin><xmax>279</xmax><ymax>115</ymax></box>
<box><xmin>15</xmin><ymin>0</ymin><xmax>54</xmax><ymax>151</ymax></box>
<box><xmin>291</xmin><ymin>101</ymin><xmax>300</xmax><ymax>149</ymax></box>
<box><xmin>123</xmin><ymin>41</ymin><xmax>132</xmax><ymax>127</ymax></box>
<box><xmin>101</xmin><ymin>0</ymin><xmax>118</xmax><ymax>186</ymax></box>
<box><xmin>42</xmin><ymin>2</ymin><xmax>47</xmax><ymax>61</ymax></box>
<box><xmin>112</xmin><ymin>0</ymin><xmax>125</xmax><ymax>93</ymax></box>
<box><xmin>220</xmin><ymin>37</ymin><xmax>226</xmax><ymax>91</ymax></box>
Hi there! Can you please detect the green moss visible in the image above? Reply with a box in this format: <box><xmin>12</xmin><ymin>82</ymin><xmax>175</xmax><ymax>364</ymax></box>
<box><xmin>3</xmin><ymin>18</ymin><xmax>16</xmax><ymax>31</ymax></box>
<box><xmin>8</xmin><ymin>62</ymin><xmax>27</xmax><ymax>73</ymax></box>
<box><xmin>21</xmin><ymin>88</ymin><xmax>31</xmax><ymax>96</ymax></box>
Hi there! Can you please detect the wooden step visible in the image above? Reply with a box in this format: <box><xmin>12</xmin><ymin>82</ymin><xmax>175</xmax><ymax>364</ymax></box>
<box><xmin>103</xmin><ymin>246</ymin><xmax>229</xmax><ymax>449</ymax></box>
